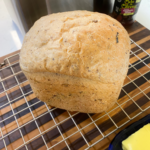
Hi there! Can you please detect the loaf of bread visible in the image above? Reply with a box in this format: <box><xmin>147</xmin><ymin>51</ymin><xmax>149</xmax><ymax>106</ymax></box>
<box><xmin>20</xmin><ymin>11</ymin><xmax>130</xmax><ymax>113</ymax></box>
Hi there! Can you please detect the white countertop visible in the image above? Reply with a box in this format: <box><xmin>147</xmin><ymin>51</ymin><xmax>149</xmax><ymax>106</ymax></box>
<box><xmin>0</xmin><ymin>0</ymin><xmax>22</xmax><ymax>57</ymax></box>
<box><xmin>135</xmin><ymin>0</ymin><xmax>150</xmax><ymax>30</ymax></box>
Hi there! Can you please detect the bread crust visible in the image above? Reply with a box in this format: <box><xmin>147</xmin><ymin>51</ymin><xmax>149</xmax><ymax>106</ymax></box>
<box><xmin>20</xmin><ymin>11</ymin><xmax>130</xmax><ymax>113</ymax></box>
<box><xmin>24</xmin><ymin>71</ymin><xmax>123</xmax><ymax>113</ymax></box>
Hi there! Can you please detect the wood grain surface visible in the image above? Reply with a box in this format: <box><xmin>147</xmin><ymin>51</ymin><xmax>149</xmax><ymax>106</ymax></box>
<box><xmin>0</xmin><ymin>21</ymin><xmax>150</xmax><ymax>150</ymax></box>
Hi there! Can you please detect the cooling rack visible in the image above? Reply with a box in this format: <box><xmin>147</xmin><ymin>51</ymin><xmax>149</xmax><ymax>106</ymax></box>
<box><xmin>0</xmin><ymin>32</ymin><xmax>150</xmax><ymax>150</ymax></box>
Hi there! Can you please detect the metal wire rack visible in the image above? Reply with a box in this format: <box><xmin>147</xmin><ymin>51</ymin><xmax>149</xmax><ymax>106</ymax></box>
<box><xmin>0</xmin><ymin>38</ymin><xmax>150</xmax><ymax>150</ymax></box>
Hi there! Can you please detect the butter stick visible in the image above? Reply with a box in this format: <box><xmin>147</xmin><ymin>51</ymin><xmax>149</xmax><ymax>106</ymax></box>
<box><xmin>122</xmin><ymin>124</ymin><xmax>150</xmax><ymax>150</ymax></box>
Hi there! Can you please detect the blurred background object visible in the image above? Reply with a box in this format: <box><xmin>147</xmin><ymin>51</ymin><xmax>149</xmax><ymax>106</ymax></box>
<box><xmin>112</xmin><ymin>0</ymin><xmax>142</xmax><ymax>26</ymax></box>
<box><xmin>93</xmin><ymin>0</ymin><xmax>115</xmax><ymax>14</ymax></box>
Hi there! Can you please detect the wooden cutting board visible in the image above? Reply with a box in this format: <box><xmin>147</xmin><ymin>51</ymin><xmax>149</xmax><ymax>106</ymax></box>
<box><xmin>0</xmin><ymin>21</ymin><xmax>150</xmax><ymax>150</ymax></box>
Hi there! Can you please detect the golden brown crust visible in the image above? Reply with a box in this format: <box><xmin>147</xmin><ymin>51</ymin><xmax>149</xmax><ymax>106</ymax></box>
<box><xmin>24</xmin><ymin>71</ymin><xmax>123</xmax><ymax>113</ymax></box>
<box><xmin>20</xmin><ymin>11</ymin><xmax>130</xmax><ymax>113</ymax></box>
<box><xmin>20</xmin><ymin>11</ymin><xmax>130</xmax><ymax>84</ymax></box>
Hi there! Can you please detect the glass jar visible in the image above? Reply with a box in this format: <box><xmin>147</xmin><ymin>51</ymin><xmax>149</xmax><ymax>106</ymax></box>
<box><xmin>112</xmin><ymin>0</ymin><xmax>142</xmax><ymax>26</ymax></box>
